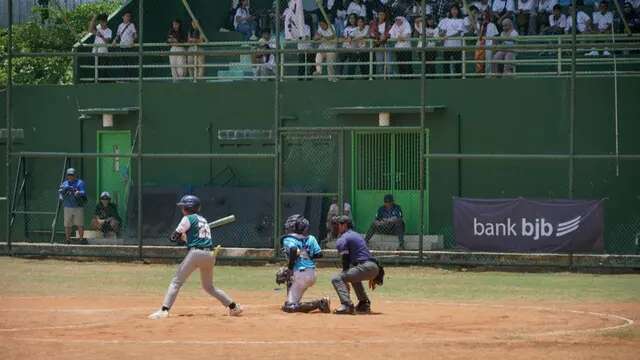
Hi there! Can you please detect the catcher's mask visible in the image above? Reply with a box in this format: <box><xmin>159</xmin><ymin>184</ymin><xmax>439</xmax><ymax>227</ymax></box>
<box><xmin>284</xmin><ymin>214</ymin><xmax>310</xmax><ymax>235</ymax></box>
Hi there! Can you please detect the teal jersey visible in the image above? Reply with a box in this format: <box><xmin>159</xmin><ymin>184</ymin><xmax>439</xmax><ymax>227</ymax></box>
<box><xmin>281</xmin><ymin>234</ymin><xmax>322</xmax><ymax>271</ymax></box>
<box><xmin>176</xmin><ymin>214</ymin><xmax>213</xmax><ymax>249</ymax></box>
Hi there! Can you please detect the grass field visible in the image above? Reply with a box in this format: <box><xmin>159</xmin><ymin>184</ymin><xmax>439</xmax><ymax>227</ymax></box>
<box><xmin>1</xmin><ymin>258</ymin><xmax>639</xmax><ymax>359</ymax></box>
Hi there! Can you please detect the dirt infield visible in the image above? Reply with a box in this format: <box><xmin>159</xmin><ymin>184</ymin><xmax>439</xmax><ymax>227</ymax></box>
<box><xmin>1</xmin><ymin>292</ymin><xmax>638</xmax><ymax>360</ymax></box>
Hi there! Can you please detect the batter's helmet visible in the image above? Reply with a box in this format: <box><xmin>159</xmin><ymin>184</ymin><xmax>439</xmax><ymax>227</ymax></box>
<box><xmin>177</xmin><ymin>195</ymin><xmax>201</xmax><ymax>213</ymax></box>
<box><xmin>284</xmin><ymin>214</ymin><xmax>310</xmax><ymax>235</ymax></box>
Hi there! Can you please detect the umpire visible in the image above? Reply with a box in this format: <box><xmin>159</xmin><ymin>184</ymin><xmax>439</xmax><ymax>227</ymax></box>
<box><xmin>330</xmin><ymin>215</ymin><xmax>384</xmax><ymax>315</ymax></box>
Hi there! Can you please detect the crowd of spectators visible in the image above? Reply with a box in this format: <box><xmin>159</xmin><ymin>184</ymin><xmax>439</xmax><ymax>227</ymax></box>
<box><xmin>86</xmin><ymin>1</ymin><xmax>639</xmax><ymax>81</ymax></box>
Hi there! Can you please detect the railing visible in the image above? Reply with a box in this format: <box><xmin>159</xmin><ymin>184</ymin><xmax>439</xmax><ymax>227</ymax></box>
<box><xmin>73</xmin><ymin>33</ymin><xmax>640</xmax><ymax>83</ymax></box>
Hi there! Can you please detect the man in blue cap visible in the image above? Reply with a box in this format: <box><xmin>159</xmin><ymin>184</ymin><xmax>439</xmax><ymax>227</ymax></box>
<box><xmin>58</xmin><ymin>168</ymin><xmax>87</xmax><ymax>243</ymax></box>
<box><xmin>364</xmin><ymin>194</ymin><xmax>405</xmax><ymax>250</ymax></box>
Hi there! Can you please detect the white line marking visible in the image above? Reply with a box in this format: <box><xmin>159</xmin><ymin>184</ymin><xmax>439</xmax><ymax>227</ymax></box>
<box><xmin>558</xmin><ymin>216</ymin><xmax>582</xmax><ymax>227</ymax></box>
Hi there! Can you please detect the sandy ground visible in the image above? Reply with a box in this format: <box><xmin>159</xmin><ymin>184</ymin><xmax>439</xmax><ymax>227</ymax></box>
<box><xmin>1</xmin><ymin>292</ymin><xmax>638</xmax><ymax>360</ymax></box>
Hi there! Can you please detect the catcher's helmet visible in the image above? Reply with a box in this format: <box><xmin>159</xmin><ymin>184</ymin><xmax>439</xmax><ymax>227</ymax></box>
<box><xmin>177</xmin><ymin>195</ymin><xmax>201</xmax><ymax>213</ymax></box>
<box><xmin>284</xmin><ymin>214</ymin><xmax>310</xmax><ymax>235</ymax></box>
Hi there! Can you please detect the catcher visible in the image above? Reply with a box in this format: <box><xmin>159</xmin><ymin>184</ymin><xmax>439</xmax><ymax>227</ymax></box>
<box><xmin>276</xmin><ymin>214</ymin><xmax>330</xmax><ymax>313</ymax></box>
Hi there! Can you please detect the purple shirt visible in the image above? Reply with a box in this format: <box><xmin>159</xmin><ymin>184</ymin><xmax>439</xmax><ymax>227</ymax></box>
<box><xmin>336</xmin><ymin>230</ymin><xmax>372</xmax><ymax>264</ymax></box>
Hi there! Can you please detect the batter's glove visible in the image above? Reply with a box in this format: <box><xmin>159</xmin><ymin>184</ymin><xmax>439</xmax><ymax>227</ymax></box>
<box><xmin>275</xmin><ymin>267</ymin><xmax>292</xmax><ymax>285</ymax></box>
<box><xmin>169</xmin><ymin>231</ymin><xmax>183</xmax><ymax>244</ymax></box>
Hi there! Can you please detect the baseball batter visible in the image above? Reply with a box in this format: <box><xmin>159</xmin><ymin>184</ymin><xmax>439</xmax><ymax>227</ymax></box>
<box><xmin>278</xmin><ymin>214</ymin><xmax>330</xmax><ymax>313</ymax></box>
<box><xmin>148</xmin><ymin>195</ymin><xmax>243</xmax><ymax>319</ymax></box>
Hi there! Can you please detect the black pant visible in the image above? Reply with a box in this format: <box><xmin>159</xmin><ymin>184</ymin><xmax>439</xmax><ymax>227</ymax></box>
<box><xmin>443</xmin><ymin>50</ymin><xmax>461</xmax><ymax>77</ymax></box>
<box><xmin>344</xmin><ymin>51</ymin><xmax>369</xmax><ymax>79</ymax></box>
<box><xmin>115</xmin><ymin>47</ymin><xmax>139</xmax><ymax>80</ymax></box>
<box><xmin>425</xmin><ymin>50</ymin><xmax>436</xmax><ymax>75</ymax></box>
<box><xmin>298</xmin><ymin>52</ymin><xmax>314</xmax><ymax>80</ymax></box>
<box><xmin>396</xmin><ymin>50</ymin><xmax>413</xmax><ymax>77</ymax></box>
<box><xmin>365</xmin><ymin>218</ymin><xmax>405</xmax><ymax>249</ymax></box>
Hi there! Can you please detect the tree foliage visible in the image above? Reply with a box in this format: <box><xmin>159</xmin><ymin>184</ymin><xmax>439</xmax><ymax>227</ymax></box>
<box><xmin>1</xmin><ymin>0</ymin><xmax>121</xmax><ymax>87</ymax></box>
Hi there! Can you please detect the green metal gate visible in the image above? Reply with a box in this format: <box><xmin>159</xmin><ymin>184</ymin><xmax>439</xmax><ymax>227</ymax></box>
<box><xmin>351</xmin><ymin>131</ymin><xmax>428</xmax><ymax>234</ymax></box>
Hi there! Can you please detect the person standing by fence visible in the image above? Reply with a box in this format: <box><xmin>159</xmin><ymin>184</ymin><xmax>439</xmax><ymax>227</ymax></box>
<box><xmin>438</xmin><ymin>4</ymin><xmax>465</xmax><ymax>77</ymax></box>
<box><xmin>168</xmin><ymin>19</ymin><xmax>187</xmax><ymax>81</ymax></box>
<box><xmin>58</xmin><ymin>168</ymin><xmax>87</xmax><ymax>244</ymax></box>
<box><xmin>313</xmin><ymin>19</ymin><xmax>337</xmax><ymax>81</ymax></box>
<box><xmin>113</xmin><ymin>11</ymin><xmax>138</xmax><ymax>80</ymax></box>
<box><xmin>88</xmin><ymin>13</ymin><xmax>111</xmax><ymax>81</ymax></box>
<box><xmin>187</xmin><ymin>20</ymin><xmax>205</xmax><ymax>80</ymax></box>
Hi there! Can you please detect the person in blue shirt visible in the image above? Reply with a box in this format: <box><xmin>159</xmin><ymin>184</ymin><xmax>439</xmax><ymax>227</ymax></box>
<box><xmin>364</xmin><ymin>193</ymin><xmax>406</xmax><ymax>250</ymax></box>
<box><xmin>148</xmin><ymin>195</ymin><xmax>243</xmax><ymax>320</ymax></box>
<box><xmin>279</xmin><ymin>214</ymin><xmax>331</xmax><ymax>313</ymax></box>
<box><xmin>331</xmin><ymin>215</ymin><xmax>384</xmax><ymax>315</ymax></box>
<box><xmin>58</xmin><ymin>168</ymin><xmax>87</xmax><ymax>243</ymax></box>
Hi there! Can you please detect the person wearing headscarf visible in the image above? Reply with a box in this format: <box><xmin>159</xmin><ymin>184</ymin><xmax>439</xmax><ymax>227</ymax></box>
<box><xmin>389</xmin><ymin>16</ymin><xmax>413</xmax><ymax>76</ymax></box>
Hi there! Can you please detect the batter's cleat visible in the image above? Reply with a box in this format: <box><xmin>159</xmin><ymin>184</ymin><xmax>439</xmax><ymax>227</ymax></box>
<box><xmin>318</xmin><ymin>297</ymin><xmax>331</xmax><ymax>314</ymax></box>
<box><xmin>148</xmin><ymin>309</ymin><xmax>169</xmax><ymax>320</ymax></box>
<box><xmin>229</xmin><ymin>304</ymin><xmax>243</xmax><ymax>317</ymax></box>
<box><xmin>355</xmin><ymin>300</ymin><xmax>371</xmax><ymax>314</ymax></box>
<box><xmin>333</xmin><ymin>303</ymin><xmax>355</xmax><ymax>315</ymax></box>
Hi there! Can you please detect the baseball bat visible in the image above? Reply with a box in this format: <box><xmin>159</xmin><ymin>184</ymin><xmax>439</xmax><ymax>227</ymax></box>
<box><xmin>208</xmin><ymin>215</ymin><xmax>236</xmax><ymax>229</ymax></box>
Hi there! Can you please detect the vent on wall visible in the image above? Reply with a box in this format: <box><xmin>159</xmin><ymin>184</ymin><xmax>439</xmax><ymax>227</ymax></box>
<box><xmin>218</xmin><ymin>129</ymin><xmax>273</xmax><ymax>144</ymax></box>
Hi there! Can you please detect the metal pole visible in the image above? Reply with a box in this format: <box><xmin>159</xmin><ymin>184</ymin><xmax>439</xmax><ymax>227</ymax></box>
<box><xmin>569</xmin><ymin>0</ymin><xmax>576</xmax><ymax>199</ymax></box>
<box><xmin>419</xmin><ymin>0</ymin><xmax>427</xmax><ymax>259</ymax></box>
<box><xmin>338</xmin><ymin>130</ymin><xmax>344</xmax><ymax>220</ymax></box>
<box><xmin>137</xmin><ymin>0</ymin><xmax>144</xmax><ymax>259</ymax></box>
<box><xmin>5</xmin><ymin>0</ymin><xmax>13</xmax><ymax>253</ymax></box>
<box><xmin>273</xmin><ymin>0</ymin><xmax>281</xmax><ymax>253</ymax></box>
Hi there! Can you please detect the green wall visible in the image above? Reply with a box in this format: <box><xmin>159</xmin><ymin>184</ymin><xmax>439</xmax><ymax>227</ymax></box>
<box><xmin>1</xmin><ymin>78</ymin><xmax>639</xmax><ymax>251</ymax></box>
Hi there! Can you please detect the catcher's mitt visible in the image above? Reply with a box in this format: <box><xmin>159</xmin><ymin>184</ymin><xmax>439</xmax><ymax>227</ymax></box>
<box><xmin>275</xmin><ymin>267</ymin><xmax>292</xmax><ymax>285</ymax></box>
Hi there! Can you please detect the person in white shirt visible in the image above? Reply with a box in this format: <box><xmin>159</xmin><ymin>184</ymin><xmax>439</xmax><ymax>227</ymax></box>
<box><xmin>491</xmin><ymin>0</ymin><xmax>515</xmax><ymax>26</ymax></box>
<box><xmin>537</xmin><ymin>0</ymin><xmax>558</xmax><ymax>33</ymax></box>
<box><xmin>90</xmin><ymin>14</ymin><xmax>112</xmax><ymax>54</ymax></box>
<box><xmin>341</xmin><ymin>14</ymin><xmax>359</xmax><ymax>77</ymax></box>
<box><xmin>389</xmin><ymin>16</ymin><xmax>413</xmax><ymax>76</ymax></box>
<box><xmin>516</xmin><ymin>0</ymin><xmax>538</xmax><ymax>35</ymax></box>
<box><xmin>347</xmin><ymin>0</ymin><xmax>367</xmax><ymax>18</ymax></box>
<box><xmin>234</xmin><ymin>0</ymin><xmax>257</xmax><ymax>40</ymax></box>
<box><xmin>313</xmin><ymin>19</ymin><xmax>338</xmax><ymax>80</ymax></box>
<box><xmin>370</xmin><ymin>9</ymin><xmax>392</xmax><ymax>76</ymax></box>
<box><xmin>167</xmin><ymin>19</ymin><xmax>187</xmax><ymax>81</ymax></box>
<box><xmin>88</xmin><ymin>13</ymin><xmax>112</xmax><ymax>81</ymax></box>
<box><xmin>255</xmin><ymin>30</ymin><xmax>276</xmax><ymax>80</ymax></box>
<box><xmin>297</xmin><ymin>22</ymin><xmax>315</xmax><ymax>79</ymax></box>
<box><xmin>349</xmin><ymin>16</ymin><xmax>371</xmax><ymax>77</ymax></box>
<box><xmin>565</xmin><ymin>4</ymin><xmax>592</xmax><ymax>33</ymax></box>
<box><xmin>492</xmin><ymin>18</ymin><xmax>518</xmax><ymax>75</ymax></box>
<box><xmin>592</xmin><ymin>1</ymin><xmax>613</xmax><ymax>33</ymax></box>
<box><xmin>473</xmin><ymin>0</ymin><xmax>491</xmax><ymax>13</ymax></box>
<box><xmin>113</xmin><ymin>11</ymin><xmax>138</xmax><ymax>80</ymax></box>
<box><xmin>545</xmin><ymin>4</ymin><xmax>566</xmax><ymax>34</ymax></box>
<box><xmin>438</xmin><ymin>4</ymin><xmax>466</xmax><ymax>76</ymax></box>
<box><xmin>414</xmin><ymin>15</ymin><xmax>438</xmax><ymax>75</ymax></box>
<box><xmin>585</xmin><ymin>1</ymin><xmax>613</xmax><ymax>56</ymax></box>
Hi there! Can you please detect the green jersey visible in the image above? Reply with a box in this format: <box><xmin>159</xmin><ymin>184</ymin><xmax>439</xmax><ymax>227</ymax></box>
<box><xmin>175</xmin><ymin>214</ymin><xmax>213</xmax><ymax>249</ymax></box>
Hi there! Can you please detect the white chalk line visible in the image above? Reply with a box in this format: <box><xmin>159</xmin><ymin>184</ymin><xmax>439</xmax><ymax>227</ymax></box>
<box><xmin>0</xmin><ymin>301</ymin><xmax>634</xmax><ymax>342</ymax></box>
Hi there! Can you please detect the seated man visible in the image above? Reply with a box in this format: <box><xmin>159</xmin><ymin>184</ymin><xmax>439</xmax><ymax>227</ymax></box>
<box><xmin>325</xmin><ymin>197</ymin><xmax>352</xmax><ymax>244</ymax></box>
<box><xmin>364</xmin><ymin>194</ymin><xmax>405</xmax><ymax>250</ymax></box>
<box><xmin>92</xmin><ymin>192</ymin><xmax>121</xmax><ymax>236</ymax></box>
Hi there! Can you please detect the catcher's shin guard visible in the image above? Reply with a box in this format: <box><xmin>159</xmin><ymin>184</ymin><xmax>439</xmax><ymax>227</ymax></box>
<box><xmin>282</xmin><ymin>297</ymin><xmax>330</xmax><ymax>313</ymax></box>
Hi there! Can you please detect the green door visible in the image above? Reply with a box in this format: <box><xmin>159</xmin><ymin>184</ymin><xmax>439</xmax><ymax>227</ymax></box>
<box><xmin>97</xmin><ymin>131</ymin><xmax>131</xmax><ymax>225</ymax></box>
<box><xmin>351</xmin><ymin>131</ymin><xmax>428</xmax><ymax>234</ymax></box>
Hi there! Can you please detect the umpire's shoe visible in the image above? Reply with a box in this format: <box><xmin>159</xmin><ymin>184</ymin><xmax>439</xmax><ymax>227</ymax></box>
<box><xmin>355</xmin><ymin>300</ymin><xmax>371</xmax><ymax>314</ymax></box>
<box><xmin>333</xmin><ymin>303</ymin><xmax>355</xmax><ymax>315</ymax></box>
